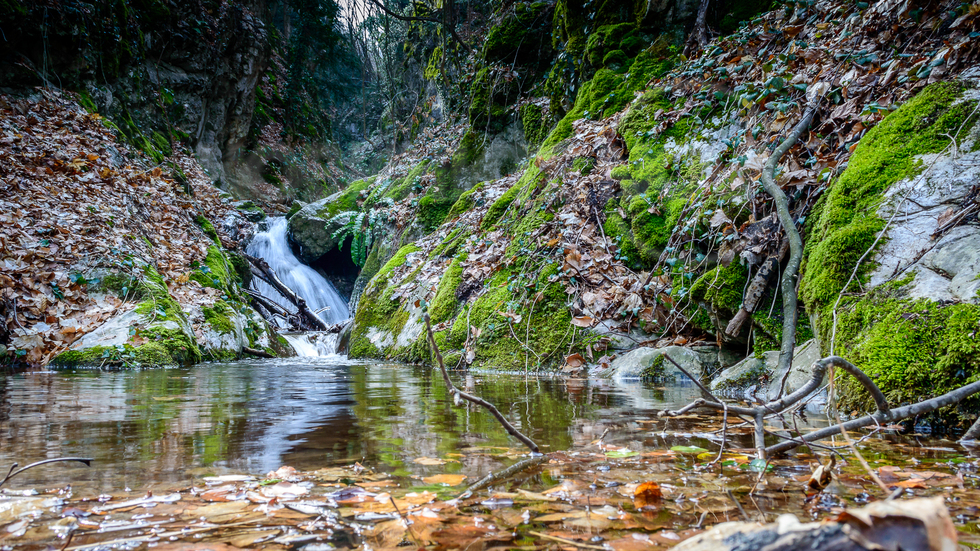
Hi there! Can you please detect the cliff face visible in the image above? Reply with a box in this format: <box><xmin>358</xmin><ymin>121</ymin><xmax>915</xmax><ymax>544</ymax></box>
<box><xmin>1</xmin><ymin>1</ymin><xmax>269</xmax><ymax>188</ymax></box>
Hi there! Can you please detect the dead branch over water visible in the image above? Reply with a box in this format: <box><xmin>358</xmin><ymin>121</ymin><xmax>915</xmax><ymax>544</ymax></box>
<box><xmin>423</xmin><ymin>312</ymin><xmax>540</xmax><ymax>453</ymax></box>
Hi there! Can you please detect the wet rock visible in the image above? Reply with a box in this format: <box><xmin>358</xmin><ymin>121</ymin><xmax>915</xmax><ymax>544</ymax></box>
<box><xmin>287</xmin><ymin>194</ymin><xmax>347</xmax><ymax>264</ymax></box>
<box><xmin>710</xmin><ymin>339</ymin><xmax>826</xmax><ymax>411</ymax></box>
<box><xmin>604</xmin><ymin>346</ymin><xmax>704</xmax><ymax>382</ymax></box>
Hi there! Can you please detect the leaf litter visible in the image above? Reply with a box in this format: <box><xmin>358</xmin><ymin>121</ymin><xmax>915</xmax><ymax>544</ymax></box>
<box><xmin>2</xmin><ymin>419</ymin><xmax>980</xmax><ymax>550</ymax></box>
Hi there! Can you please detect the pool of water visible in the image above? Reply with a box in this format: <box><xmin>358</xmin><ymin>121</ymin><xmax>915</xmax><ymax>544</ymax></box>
<box><xmin>0</xmin><ymin>357</ymin><xmax>712</xmax><ymax>492</ymax></box>
<box><xmin>1</xmin><ymin>356</ymin><xmax>974</xmax><ymax>498</ymax></box>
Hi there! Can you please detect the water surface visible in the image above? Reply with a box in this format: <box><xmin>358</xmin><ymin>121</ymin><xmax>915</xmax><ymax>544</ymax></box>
<box><xmin>0</xmin><ymin>357</ymin><xmax>705</xmax><ymax>493</ymax></box>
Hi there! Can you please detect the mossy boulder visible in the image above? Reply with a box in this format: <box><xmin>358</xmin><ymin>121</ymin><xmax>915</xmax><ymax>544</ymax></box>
<box><xmin>287</xmin><ymin>178</ymin><xmax>373</xmax><ymax>263</ymax></box>
<box><xmin>801</xmin><ymin>81</ymin><xmax>980</xmax><ymax>424</ymax></box>
<box><xmin>53</xmin><ymin>266</ymin><xmax>201</xmax><ymax>368</ymax></box>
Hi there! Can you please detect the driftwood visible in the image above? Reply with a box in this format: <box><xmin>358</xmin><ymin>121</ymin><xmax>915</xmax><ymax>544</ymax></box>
<box><xmin>242</xmin><ymin>346</ymin><xmax>275</xmax><ymax>358</ymax></box>
<box><xmin>244</xmin><ymin>253</ymin><xmax>328</xmax><ymax>331</ymax></box>
<box><xmin>725</xmin><ymin>239</ymin><xmax>789</xmax><ymax>337</ymax></box>
<box><xmin>423</xmin><ymin>313</ymin><xmax>541</xmax><ymax>453</ymax></box>
<box><xmin>674</xmin><ymin>497</ymin><xmax>957</xmax><ymax>551</ymax></box>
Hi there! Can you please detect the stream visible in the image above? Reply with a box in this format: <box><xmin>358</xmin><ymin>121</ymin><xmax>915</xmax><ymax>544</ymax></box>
<box><xmin>1</xmin><ymin>216</ymin><xmax>977</xmax><ymax>536</ymax></box>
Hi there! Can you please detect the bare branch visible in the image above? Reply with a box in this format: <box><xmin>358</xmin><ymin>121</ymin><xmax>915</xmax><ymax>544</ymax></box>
<box><xmin>424</xmin><ymin>313</ymin><xmax>540</xmax><ymax>453</ymax></box>
<box><xmin>365</xmin><ymin>0</ymin><xmax>474</xmax><ymax>56</ymax></box>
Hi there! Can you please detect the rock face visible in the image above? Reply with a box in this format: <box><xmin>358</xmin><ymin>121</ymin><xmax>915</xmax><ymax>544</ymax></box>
<box><xmin>288</xmin><ymin>194</ymin><xmax>348</xmax><ymax>264</ymax></box>
<box><xmin>0</xmin><ymin>1</ymin><xmax>269</xmax><ymax>189</ymax></box>
<box><xmin>868</xmin><ymin>84</ymin><xmax>980</xmax><ymax>302</ymax></box>
<box><xmin>800</xmin><ymin>79</ymin><xmax>980</xmax><ymax>418</ymax></box>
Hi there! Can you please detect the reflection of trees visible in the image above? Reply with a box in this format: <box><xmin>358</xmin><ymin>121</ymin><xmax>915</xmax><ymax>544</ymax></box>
<box><xmin>0</xmin><ymin>361</ymin><xmax>700</xmax><ymax>492</ymax></box>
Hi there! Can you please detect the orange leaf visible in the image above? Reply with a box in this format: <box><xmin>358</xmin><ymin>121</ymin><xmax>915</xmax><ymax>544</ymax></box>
<box><xmin>633</xmin><ymin>481</ymin><xmax>662</xmax><ymax>509</ymax></box>
<box><xmin>571</xmin><ymin>315</ymin><xmax>593</xmax><ymax>328</ymax></box>
<box><xmin>564</xmin><ymin>353</ymin><xmax>586</xmax><ymax>368</ymax></box>
<box><xmin>893</xmin><ymin>479</ymin><xmax>928</xmax><ymax>489</ymax></box>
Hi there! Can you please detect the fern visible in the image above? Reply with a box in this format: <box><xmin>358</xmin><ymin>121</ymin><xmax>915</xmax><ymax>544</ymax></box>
<box><xmin>330</xmin><ymin>209</ymin><xmax>385</xmax><ymax>266</ymax></box>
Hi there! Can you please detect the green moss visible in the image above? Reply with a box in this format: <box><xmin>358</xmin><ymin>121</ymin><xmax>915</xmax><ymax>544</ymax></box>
<box><xmin>140</xmin><ymin>326</ymin><xmax>202</xmax><ymax>365</ymax></box>
<box><xmin>134</xmin><ymin>265</ymin><xmax>185</xmax><ymax>323</ymax></box>
<box><xmin>375</xmin><ymin>244</ymin><xmax>421</xmax><ymax>286</ymax></box>
<box><xmin>482</xmin><ymin>165</ymin><xmax>543</xmax><ymax>230</ymax></box>
<box><xmin>202</xmin><ymin>299</ymin><xmax>235</xmax><ymax>334</ymax></box>
<box><xmin>640</xmin><ymin>354</ymin><xmax>667</xmax><ymax>380</ymax></box>
<box><xmin>379</xmin><ymin>163</ymin><xmax>429</xmax><ymax>203</ymax></box>
<box><xmin>571</xmin><ymin>156</ymin><xmax>595</xmax><ymax>175</ymax></box>
<box><xmin>417</xmin><ymin>195</ymin><xmax>454</xmax><ymax>232</ymax></box>
<box><xmin>286</xmin><ymin>201</ymin><xmax>303</xmax><ymax>220</ymax></box>
<box><xmin>188</xmin><ymin>246</ymin><xmax>234</xmax><ymax>294</ymax></box>
<box><xmin>52</xmin><ymin>342</ymin><xmax>174</xmax><ymax>368</ymax></box>
<box><xmin>466</xmin><ymin>264</ymin><xmax>572</xmax><ymax>370</ymax></box>
<box><xmin>195</xmin><ymin>215</ymin><xmax>219</xmax><ymax>244</ymax></box>
<box><xmin>520</xmin><ymin>104</ymin><xmax>549</xmax><ymax>147</ymax></box>
<box><xmin>586</xmin><ymin>22</ymin><xmax>635</xmax><ymax>66</ymax></box>
<box><xmin>429</xmin><ymin>258</ymin><xmax>464</xmax><ymax>324</ymax></box>
<box><xmin>610</xmin><ymin>165</ymin><xmax>631</xmax><ymax>180</ymax></box>
<box><xmin>691</xmin><ymin>262</ymin><xmax>748</xmax><ymax>314</ymax></box>
<box><xmin>483</xmin><ymin>1</ymin><xmax>552</xmax><ymax>66</ymax></box>
<box><xmin>446</xmin><ymin>182</ymin><xmax>484</xmax><ymax>221</ymax></box>
<box><xmin>424</xmin><ymin>45</ymin><xmax>444</xmax><ymax>81</ymax></box>
<box><xmin>833</xmin><ymin>291</ymin><xmax>980</xmax><ymax>425</ymax></box>
<box><xmin>602</xmin><ymin>49</ymin><xmax>629</xmax><ymax>68</ymax></box>
<box><xmin>801</xmin><ymin>82</ymin><xmax>978</xmax><ymax>311</ymax></box>
<box><xmin>318</xmin><ymin>177</ymin><xmax>375</xmax><ymax>218</ymax></box>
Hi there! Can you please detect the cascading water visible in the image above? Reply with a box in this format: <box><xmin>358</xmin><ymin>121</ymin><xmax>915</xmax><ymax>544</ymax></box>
<box><xmin>247</xmin><ymin>217</ymin><xmax>350</xmax><ymax>356</ymax></box>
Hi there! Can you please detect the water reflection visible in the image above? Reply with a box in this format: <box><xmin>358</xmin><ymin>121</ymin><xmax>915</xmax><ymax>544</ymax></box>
<box><xmin>0</xmin><ymin>358</ymin><xmax>710</xmax><ymax>492</ymax></box>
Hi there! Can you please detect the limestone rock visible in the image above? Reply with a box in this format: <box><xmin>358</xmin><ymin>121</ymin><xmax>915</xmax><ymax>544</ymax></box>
<box><xmin>604</xmin><ymin>346</ymin><xmax>704</xmax><ymax>383</ymax></box>
<box><xmin>287</xmin><ymin>194</ymin><xmax>348</xmax><ymax>264</ymax></box>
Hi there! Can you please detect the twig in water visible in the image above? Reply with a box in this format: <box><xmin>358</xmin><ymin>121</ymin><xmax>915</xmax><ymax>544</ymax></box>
<box><xmin>528</xmin><ymin>530</ymin><xmax>607</xmax><ymax>550</ymax></box>
<box><xmin>457</xmin><ymin>455</ymin><xmax>548</xmax><ymax>499</ymax></box>
<box><xmin>388</xmin><ymin>496</ymin><xmax>423</xmax><ymax>548</ymax></box>
<box><xmin>424</xmin><ymin>313</ymin><xmax>540</xmax><ymax>453</ymax></box>
<box><xmin>0</xmin><ymin>457</ymin><xmax>93</xmax><ymax>489</ymax></box>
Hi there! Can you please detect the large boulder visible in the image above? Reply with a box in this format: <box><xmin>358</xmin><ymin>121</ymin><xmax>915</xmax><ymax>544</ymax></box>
<box><xmin>604</xmin><ymin>345</ymin><xmax>704</xmax><ymax>383</ymax></box>
<box><xmin>287</xmin><ymin>194</ymin><xmax>348</xmax><ymax>264</ymax></box>
<box><xmin>800</xmin><ymin>79</ymin><xmax>980</xmax><ymax>419</ymax></box>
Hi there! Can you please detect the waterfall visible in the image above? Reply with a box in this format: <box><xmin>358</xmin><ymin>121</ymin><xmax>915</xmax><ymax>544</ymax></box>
<box><xmin>246</xmin><ymin>217</ymin><xmax>351</xmax><ymax>327</ymax></box>
<box><xmin>282</xmin><ymin>333</ymin><xmax>341</xmax><ymax>357</ymax></box>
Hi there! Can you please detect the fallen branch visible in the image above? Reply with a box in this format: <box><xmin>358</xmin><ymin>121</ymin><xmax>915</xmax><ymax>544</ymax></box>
<box><xmin>758</xmin><ymin>97</ymin><xmax>820</xmax><ymax>385</ymax></box>
<box><xmin>725</xmin><ymin>239</ymin><xmax>788</xmax><ymax>337</ymax></box>
<box><xmin>662</xmin><ymin>356</ymin><xmax>892</xmax><ymax>457</ymax></box>
<box><xmin>0</xmin><ymin>457</ymin><xmax>92</xmax><ymax>489</ymax></box>
<box><xmin>242</xmin><ymin>346</ymin><xmax>274</xmax><ymax>358</ymax></box>
<box><xmin>244</xmin><ymin>253</ymin><xmax>327</xmax><ymax>331</ymax></box>
<box><xmin>457</xmin><ymin>454</ymin><xmax>548</xmax><ymax>499</ymax></box>
<box><xmin>423</xmin><ymin>313</ymin><xmax>540</xmax><ymax>453</ymax></box>
<box><xmin>766</xmin><ymin>372</ymin><xmax>980</xmax><ymax>455</ymax></box>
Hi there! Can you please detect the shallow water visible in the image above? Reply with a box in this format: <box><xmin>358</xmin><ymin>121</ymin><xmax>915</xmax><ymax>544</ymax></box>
<box><xmin>0</xmin><ymin>357</ymin><xmax>974</xmax><ymax>499</ymax></box>
<box><xmin>0</xmin><ymin>357</ymin><xmax>704</xmax><ymax>492</ymax></box>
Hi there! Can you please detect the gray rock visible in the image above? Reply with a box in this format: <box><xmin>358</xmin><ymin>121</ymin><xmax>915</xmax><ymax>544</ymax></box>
<box><xmin>287</xmin><ymin>194</ymin><xmax>347</xmax><ymax>263</ymax></box>
<box><xmin>869</xmin><ymin>86</ymin><xmax>980</xmax><ymax>302</ymax></box>
<box><xmin>709</xmin><ymin>339</ymin><xmax>828</xmax><ymax>411</ymax></box>
<box><xmin>605</xmin><ymin>346</ymin><xmax>704</xmax><ymax>383</ymax></box>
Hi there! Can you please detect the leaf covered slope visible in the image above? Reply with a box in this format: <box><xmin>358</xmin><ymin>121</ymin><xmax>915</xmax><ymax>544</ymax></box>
<box><xmin>346</xmin><ymin>0</ymin><xmax>980</xmax><ymax>416</ymax></box>
<box><xmin>0</xmin><ymin>90</ymin><xmax>284</xmax><ymax>367</ymax></box>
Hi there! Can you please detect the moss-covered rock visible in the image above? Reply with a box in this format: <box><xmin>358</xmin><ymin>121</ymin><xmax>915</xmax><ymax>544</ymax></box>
<box><xmin>800</xmin><ymin>81</ymin><xmax>980</xmax><ymax>424</ymax></box>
